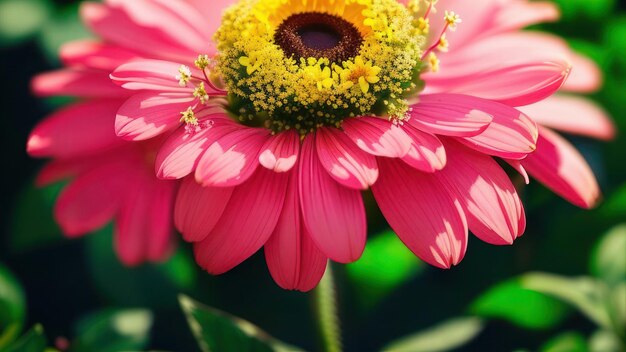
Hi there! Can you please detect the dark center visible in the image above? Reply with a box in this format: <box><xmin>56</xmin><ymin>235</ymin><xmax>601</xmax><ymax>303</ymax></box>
<box><xmin>274</xmin><ymin>12</ymin><xmax>363</xmax><ymax>63</ymax></box>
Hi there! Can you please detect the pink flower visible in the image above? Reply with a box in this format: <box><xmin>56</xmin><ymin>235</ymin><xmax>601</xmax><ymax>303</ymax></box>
<box><xmin>29</xmin><ymin>0</ymin><xmax>614</xmax><ymax>291</ymax></box>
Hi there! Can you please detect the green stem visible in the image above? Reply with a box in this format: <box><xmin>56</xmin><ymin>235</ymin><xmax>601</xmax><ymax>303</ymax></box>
<box><xmin>313</xmin><ymin>264</ymin><xmax>342</xmax><ymax>352</ymax></box>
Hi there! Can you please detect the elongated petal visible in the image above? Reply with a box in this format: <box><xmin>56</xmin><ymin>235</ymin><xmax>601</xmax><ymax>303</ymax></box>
<box><xmin>563</xmin><ymin>54</ymin><xmax>602</xmax><ymax>93</ymax></box>
<box><xmin>174</xmin><ymin>176</ymin><xmax>233</xmax><ymax>242</ymax></box>
<box><xmin>401</xmin><ymin>125</ymin><xmax>447</xmax><ymax>172</ymax></box>
<box><xmin>438</xmin><ymin>141</ymin><xmax>526</xmax><ymax>245</ymax></box>
<box><xmin>259</xmin><ymin>130</ymin><xmax>300</xmax><ymax>173</ymax></box>
<box><xmin>521</xmin><ymin>127</ymin><xmax>600</xmax><ymax>209</ymax></box>
<box><xmin>32</xmin><ymin>70</ymin><xmax>127</xmax><ymax>98</ymax></box>
<box><xmin>194</xmin><ymin>168</ymin><xmax>289</xmax><ymax>274</ymax></box>
<box><xmin>342</xmin><ymin>117</ymin><xmax>412</xmax><ymax>158</ymax></box>
<box><xmin>156</xmin><ymin>117</ymin><xmax>236</xmax><ymax>179</ymax></box>
<box><xmin>458</xmin><ymin>104</ymin><xmax>539</xmax><ymax>160</ymax></box>
<box><xmin>27</xmin><ymin>100</ymin><xmax>125</xmax><ymax>158</ymax></box>
<box><xmin>316</xmin><ymin>127</ymin><xmax>378</xmax><ymax>190</ymax></box>
<box><xmin>54</xmin><ymin>163</ymin><xmax>127</xmax><ymax>237</ymax></box>
<box><xmin>429</xmin><ymin>61</ymin><xmax>570</xmax><ymax>107</ymax></box>
<box><xmin>265</xmin><ymin>169</ymin><xmax>327</xmax><ymax>292</ymax></box>
<box><xmin>299</xmin><ymin>135</ymin><xmax>366</xmax><ymax>263</ymax></box>
<box><xmin>372</xmin><ymin>158</ymin><xmax>468</xmax><ymax>268</ymax></box>
<box><xmin>195</xmin><ymin>127</ymin><xmax>269</xmax><ymax>187</ymax></box>
<box><xmin>81</xmin><ymin>1</ymin><xmax>208</xmax><ymax>62</ymax></box>
<box><xmin>111</xmin><ymin>59</ymin><xmax>211</xmax><ymax>92</ymax></box>
<box><xmin>115</xmin><ymin>176</ymin><xmax>176</xmax><ymax>266</ymax></box>
<box><xmin>518</xmin><ymin>95</ymin><xmax>615</xmax><ymax>141</ymax></box>
<box><xmin>115</xmin><ymin>91</ymin><xmax>195</xmax><ymax>140</ymax></box>
<box><xmin>408</xmin><ymin>94</ymin><xmax>493</xmax><ymax>137</ymax></box>
<box><xmin>60</xmin><ymin>40</ymin><xmax>139</xmax><ymax>71</ymax></box>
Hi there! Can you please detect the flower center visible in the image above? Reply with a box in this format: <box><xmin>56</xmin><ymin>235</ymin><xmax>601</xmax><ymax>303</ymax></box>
<box><xmin>275</xmin><ymin>12</ymin><xmax>363</xmax><ymax>63</ymax></box>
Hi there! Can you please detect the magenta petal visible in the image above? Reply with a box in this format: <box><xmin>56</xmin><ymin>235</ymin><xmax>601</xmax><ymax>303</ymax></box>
<box><xmin>259</xmin><ymin>130</ymin><xmax>300</xmax><ymax>173</ymax></box>
<box><xmin>299</xmin><ymin>135</ymin><xmax>366</xmax><ymax>263</ymax></box>
<box><xmin>522</xmin><ymin>127</ymin><xmax>601</xmax><ymax>209</ymax></box>
<box><xmin>27</xmin><ymin>100</ymin><xmax>125</xmax><ymax>159</ymax></box>
<box><xmin>156</xmin><ymin>117</ymin><xmax>235</xmax><ymax>179</ymax></box>
<box><xmin>316</xmin><ymin>127</ymin><xmax>378</xmax><ymax>190</ymax></box>
<box><xmin>438</xmin><ymin>141</ymin><xmax>526</xmax><ymax>245</ymax></box>
<box><xmin>60</xmin><ymin>40</ymin><xmax>139</xmax><ymax>71</ymax></box>
<box><xmin>518</xmin><ymin>95</ymin><xmax>615</xmax><ymax>141</ymax></box>
<box><xmin>401</xmin><ymin>125</ymin><xmax>447</xmax><ymax>172</ymax></box>
<box><xmin>54</xmin><ymin>163</ymin><xmax>126</xmax><ymax>237</ymax></box>
<box><xmin>342</xmin><ymin>117</ymin><xmax>412</xmax><ymax>158</ymax></box>
<box><xmin>32</xmin><ymin>70</ymin><xmax>128</xmax><ymax>98</ymax></box>
<box><xmin>111</xmin><ymin>59</ymin><xmax>212</xmax><ymax>92</ymax></box>
<box><xmin>115</xmin><ymin>176</ymin><xmax>176</xmax><ymax>266</ymax></box>
<box><xmin>194</xmin><ymin>168</ymin><xmax>289</xmax><ymax>274</ymax></box>
<box><xmin>174</xmin><ymin>176</ymin><xmax>233</xmax><ymax>242</ymax></box>
<box><xmin>372</xmin><ymin>158</ymin><xmax>468</xmax><ymax>269</ymax></box>
<box><xmin>195</xmin><ymin>127</ymin><xmax>269</xmax><ymax>187</ymax></box>
<box><xmin>265</xmin><ymin>169</ymin><xmax>327</xmax><ymax>292</ymax></box>
<box><xmin>408</xmin><ymin>94</ymin><xmax>493</xmax><ymax>137</ymax></box>
<box><xmin>458</xmin><ymin>104</ymin><xmax>539</xmax><ymax>160</ymax></box>
<box><xmin>116</xmin><ymin>91</ymin><xmax>195</xmax><ymax>141</ymax></box>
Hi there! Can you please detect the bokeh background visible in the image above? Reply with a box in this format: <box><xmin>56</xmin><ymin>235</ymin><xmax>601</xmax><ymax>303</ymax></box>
<box><xmin>0</xmin><ymin>0</ymin><xmax>625</xmax><ymax>351</ymax></box>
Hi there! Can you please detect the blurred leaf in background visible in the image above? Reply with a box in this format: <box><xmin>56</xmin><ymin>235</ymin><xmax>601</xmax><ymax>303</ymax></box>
<box><xmin>0</xmin><ymin>0</ymin><xmax>52</xmax><ymax>47</ymax></box>
<box><xmin>382</xmin><ymin>317</ymin><xmax>484</xmax><ymax>352</ymax></box>
<box><xmin>0</xmin><ymin>264</ymin><xmax>26</xmax><ymax>348</ymax></box>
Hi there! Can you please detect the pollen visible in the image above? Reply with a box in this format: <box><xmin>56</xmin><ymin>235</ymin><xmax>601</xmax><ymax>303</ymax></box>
<box><xmin>193</xmin><ymin>82</ymin><xmax>210</xmax><ymax>104</ymax></box>
<box><xmin>180</xmin><ymin>107</ymin><xmax>198</xmax><ymax>125</ymax></box>
<box><xmin>194</xmin><ymin>54</ymin><xmax>211</xmax><ymax>70</ymax></box>
<box><xmin>176</xmin><ymin>65</ymin><xmax>192</xmax><ymax>87</ymax></box>
<box><xmin>444</xmin><ymin>10</ymin><xmax>462</xmax><ymax>31</ymax></box>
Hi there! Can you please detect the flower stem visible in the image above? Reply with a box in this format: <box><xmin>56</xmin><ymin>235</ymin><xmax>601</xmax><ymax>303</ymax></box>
<box><xmin>313</xmin><ymin>263</ymin><xmax>342</xmax><ymax>352</ymax></box>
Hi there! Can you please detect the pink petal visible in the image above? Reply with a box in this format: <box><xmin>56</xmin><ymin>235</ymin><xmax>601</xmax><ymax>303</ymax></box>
<box><xmin>174</xmin><ymin>176</ymin><xmax>234</xmax><ymax>242</ymax></box>
<box><xmin>156</xmin><ymin>116</ymin><xmax>236</xmax><ymax>179</ymax></box>
<box><xmin>563</xmin><ymin>54</ymin><xmax>602</xmax><ymax>93</ymax></box>
<box><xmin>518</xmin><ymin>95</ymin><xmax>615</xmax><ymax>141</ymax></box>
<box><xmin>458</xmin><ymin>103</ymin><xmax>539</xmax><ymax>160</ymax></box>
<box><xmin>299</xmin><ymin>135</ymin><xmax>366</xmax><ymax>263</ymax></box>
<box><xmin>60</xmin><ymin>40</ymin><xmax>139</xmax><ymax>71</ymax></box>
<box><xmin>521</xmin><ymin>127</ymin><xmax>601</xmax><ymax>209</ymax></box>
<box><xmin>316</xmin><ymin>127</ymin><xmax>378</xmax><ymax>190</ymax></box>
<box><xmin>489</xmin><ymin>1</ymin><xmax>559</xmax><ymax>34</ymax></box>
<box><xmin>115</xmin><ymin>91</ymin><xmax>195</xmax><ymax>141</ymax></box>
<box><xmin>195</xmin><ymin>127</ymin><xmax>269</xmax><ymax>187</ymax></box>
<box><xmin>81</xmin><ymin>1</ymin><xmax>208</xmax><ymax>62</ymax></box>
<box><xmin>36</xmin><ymin>158</ymin><xmax>96</xmax><ymax>186</ymax></box>
<box><xmin>372</xmin><ymin>158</ymin><xmax>468</xmax><ymax>269</ymax></box>
<box><xmin>194</xmin><ymin>168</ymin><xmax>289</xmax><ymax>274</ymax></box>
<box><xmin>259</xmin><ymin>130</ymin><xmax>300</xmax><ymax>173</ymax></box>
<box><xmin>264</xmin><ymin>169</ymin><xmax>327</xmax><ymax>292</ymax></box>
<box><xmin>506</xmin><ymin>160</ymin><xmax>531</xmax><ymax>185</ymax></box>
<box><xmin>54</xmin><ymin>162</ymin><xmax>127</xmax><ymax>237</ymax></box>
<box><xmin>111</xmin><ymin>59</ymin><xmax>212</xmax><ymax>92</ymax></box>
<box><xmin>401</xmin><ymin>125</ymin><xmax>447</xmax><ymax>172</ymax></box>
<box><xmin>31</xmin><ymin>70</ymin><xmax>128</xmax><ymax>98</ymax></box>
<box><xmin>27</xmin><ymin>100</ymin><xmax>125</xmax><ymax>158</ymax></box>
<box><xmin>428</xmin><ymin>61</ymin><xmax>571</xmax><ymax>107</ymax></box>
<box><xmin>342</xmin><ymin>117</ymin><xmax>412</xmax><ymax>158</ymax></box>
<box><xmin>115</xmin><ymin>176</ymin><xmax>176</xmax><ymax>266</ymax></box>
<box><xmin>438</xmin><ymin>141</ymin><xmax>526</xmax><ymax>245</ymax></box>
<box><xmin>408</xmin><ymin>94</ymin><xmax>493</xmax><ymax>137</ymax></box>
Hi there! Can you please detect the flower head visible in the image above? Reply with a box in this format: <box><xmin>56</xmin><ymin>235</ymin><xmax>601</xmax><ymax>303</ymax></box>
<box><xmin>29</xmin><ymin>0</ymin><xmax>614</xmax><ymax>291</ymax></box>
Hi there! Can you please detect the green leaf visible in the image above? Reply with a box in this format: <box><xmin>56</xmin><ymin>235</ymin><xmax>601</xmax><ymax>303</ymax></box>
<box><xmin>540</xmin><ymin>332</ymin><xmax>588</xmax><ymax>352</ymax></box>
<box><xmin>521</xmin><ymin>273</ymin><xmax>613</xmax><ymax>330</ymax></box>
<box><xmin>37</xmin><ymin>4</ymin><xmax>93</xmax><ymax>64</ymax></box>
<box><xmin>609</xmin><ymin>282</ymin><xmax>626</xmax><ymax>335</ymax></box>
<box><xmin>589</xmin><ymin>330</ymin><xmax>622</xmax><ymax>352</ymax></box>
<box><xmin>0</xmin><ymin>0</ymin><xmax>52</xmax><ymax>46</ymax></box>
<box><xmin>86</xmin><ymin>226</ymin><xmax>198</xmax><ymax>308</ymax></box>
<box><xmin>179</xmin><ymin>295</ymin><xmax>303</xmax><ymax>352</ymax></box>
<box><xmin>0</xmin><ymin>264</ymin><xmax>26</xmax><ymax>349</ymax></box>
<box><xmin>601</xmin><ymin>185</ymin><xmax>626</xmax><ymax>218</ymax></box>
<box><xmin>9</xmin><ymin>182</ymin><xmax>64</xmax><ymax>253</ymax></box>
<box><xmin>69</xmin><ymin>309</ymin><xmax>153</xmax><ymax>352</ymax></box>
<box><xmin>590</xmin><ymin>225</ymin><xmax>626</xmax><ymax>285</ymax></box>
<box><xmin>470</xmin><ymin>279</ymin><xmax>569</xmax><ymax>329</ymax></box>
<box><xmin>6</xmin><ymin>325</ymin><xmax>47</xmax><ymax>352</ymax></box>
<box><xmin>382</xmin><ymin>317</ymin><xmax>484</xmax><ymax>352</ymax></box>
<box><xmin>346</xmin><ymin>230</ymin><xmax>423</xmax><ymax>307</ymax></box>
